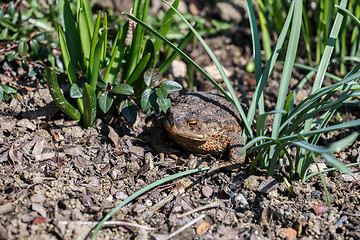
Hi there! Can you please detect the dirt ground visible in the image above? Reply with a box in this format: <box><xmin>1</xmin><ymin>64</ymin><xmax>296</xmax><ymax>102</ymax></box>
<box><xmin>1</xmin><ymin>1</ymin><xmax>360</xmax><ymax>240</ymax></box>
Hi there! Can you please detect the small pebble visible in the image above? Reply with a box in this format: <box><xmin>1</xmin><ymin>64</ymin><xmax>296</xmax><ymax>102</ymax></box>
<box><xmin>311</xmin><ymin>191</ymin><xmax>321</xmax><ymax>199</ymax></box>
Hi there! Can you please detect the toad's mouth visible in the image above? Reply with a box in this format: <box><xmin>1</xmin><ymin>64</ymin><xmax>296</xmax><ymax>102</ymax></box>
<box><xmin>163</xmin><ymin>120</ymin><xmax>205</xmax><ymax>142</ymax></box>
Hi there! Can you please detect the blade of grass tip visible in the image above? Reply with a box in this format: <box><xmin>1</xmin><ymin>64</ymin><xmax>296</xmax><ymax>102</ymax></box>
<box><xmin>336</xmin><ymin>4</ymin><xmax>360</xmax><ymax>27</ymax></box>
<box><xmin>90</xmin><ymin>167</ymin><xmax>210</xmax><ymax>240</ymax></box>
<box><xmin>246</xmin><ymin>1</ymin><xmax>295</xmax><ymax>131</ymax></box>
<box><xmin>82</xmin><ymin>0</ymin><xmax>94</xmax><ymax>36</ymax></box>
<box><xmin>302</xmin><ymin>0</ymin><xmax>348</xmax><ymax>151</ymax></box>
<box><xmin>58</xmin><ymin>0</ymin><xmax>82</xmax><ymax>69</ymax></box>
<box><xmin>305</xmin><ymin>162</ymin><xmax>360</xmax><ymax>181</ymax></box>
<box><xmin>122</xmin><ymin>20</ymin><xmax>142</xmax><ymax>80</ymax></box>
<box><xmin>269</xmin><ymin>0</ymin><xmax>302</xmax><ymax>164</ymax></box>
<box><xmin>161</xmin><ymin>0</ymin><xmax>252</xmax><ymax>140</ymax></box>
<box><xmin>244</xmin><ymin>0</ymin><xmax>264</xmax><ymax>115</ymax></box>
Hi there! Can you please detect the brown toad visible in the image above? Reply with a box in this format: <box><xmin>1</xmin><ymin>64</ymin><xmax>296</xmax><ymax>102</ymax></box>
<box><xmin>163</xmin><ymin>92</ymin><xmax>245</xmax><ymax>166</ymax></box>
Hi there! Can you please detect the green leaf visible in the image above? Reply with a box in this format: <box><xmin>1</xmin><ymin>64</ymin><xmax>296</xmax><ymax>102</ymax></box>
<box><xmin>45</xmin><ymin>68</ymin><xmax>81</xmax><ymax>121</ymax></box>
<box><xmin>8</xmin><ymin>2</ymin><xmax>15</xmax><ymax>17</ymax></box>
<box><xmin>0</xmin><ymin>85</ymin><xmax>3</xmax><ymax>103</ymax></box>
<box><xmin>292</xmin><ymin>133</ymin><xmax>358</xmax><ymax>154</ymax></box>
<box><xmin>121</xmin><ymin>100</ymin><xmax>137</xmax><ymax>124</ymax></box>
<box><xmin>89</xmin><ymin>11</ymin><xmax>101</xmax><ymax>75</ymax></box>
<box><xmin>7</xmin><ymin>51</ymin><xmax>16</xmax><ymax>61</ymax></box>
<box><xmin>58</xmin><ymin>0</ymin><xmax>82</xmax><ymax>68</ymax></box>
<box><xmin>103</xmin><ymin>22</ymin><xmax>128</xmax><ymax>84</ymax></box>
<box><xmin>143</xmin><ymin>68</ymin><xmax>159</xmax><ymax>87</ymax></box>
<box><xmin>34</xmin><ymin>32</ymin><xmax>46</xmax><ymax>42</ymax></box>
<box><xmin>111</xmin><ymin>83</ymin><xmax>134</xmax><ymax>95</ymax></box>
<box><xmin>153</xmin><ymin>0</ymin><xmax>179</xmax><ymax>53</ymax></box>
<box><xmin>28</xmin><ymin>67</ymin><xmax>39</xmax><ymax>77</ymax></box>
<box><xmin>70</xmin><ymin>82</ymin><xmax>83</xmax><ymax>98</ymax></box>
<box><xmin>156</xmin><ymin>87</ymin><xmax>168</xmax><ymax>100</ymax></box>
<box><xmin>2</xmin><ymin>85</ymin><xmax>17</xmax><ymax>94</ymax></box>
<box><xmin>322</xmin><ymin>153</ymin><xmax>352</xmax><ymax>175</ymax></box>
<box><xmin>157</xmin><ymin>97</ymin><xmax>171</xmax><ymax>113</ymax></box>
<box><xmin>89</xmin><ymin>32</ymin><xmax>105</xmax><ymax>89</ymax></box>
<box><xmin>98</xmin><ymin>91</ymin><xmax>114</xmax><ymax>113</ymax></box>
<box><xmin>160</xmin><ymin>80</ymin><xmax>182</xmax><ymax>92</ymax></box>
<box><xmin>82</xmin><ymin>0</ymin><xmax>94</xmax><ymax>34</ymax></box>
<box><xmin>141</xmin><ymin>88</ymin><xmax>154</xmax><ymax>112</ymax></box>
<box><xmin>29</xmin><ymin>39</ymin><xmax>40</xmax><ymax>55</ymax></box>
<box><xmin>78</xmin><ymin>8</ymin><xmax>91</xmax><ymax>67</ymax></box>
<box><xmin>58</xmin><ymin>27</ymin><xmax>78</xmax><ymax>85</ymax></box>
<box><xmin>17</xmin><ymin>41</ymin><xmax>28</xmax><ymax>57</ymax></box>
<box><xmin>83</xmin><ymin>83</ymin><xmax>97</xmax><ymax>127</ymax></box>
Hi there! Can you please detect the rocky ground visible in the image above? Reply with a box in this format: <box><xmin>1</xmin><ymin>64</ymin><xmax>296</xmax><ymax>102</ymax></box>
<box><xmin>1</xmin><ymin>1</ymin><xmax>360</xmax><ymax>239</ymax></box>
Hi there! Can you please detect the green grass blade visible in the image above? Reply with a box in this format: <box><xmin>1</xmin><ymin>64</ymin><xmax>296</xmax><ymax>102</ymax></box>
<box><xmin>313</xmin><ymin>0</ymin><xmax>348</xmax><ymax>92</ymax></box>
<box><xmin>302</xmin><ymin>0</ymin><xmax>349</xmax><ymax>143</ymax></box>
<box><xmin>292</xmin><ymin>132</ymin><xmax>358</xmax><ymax>154</ymax></box>
<box><xmin>122</xmin><ymin>0</ymin><xmax>150</xmax><ymax>81</ymax></box>
<box><xmin>78</xmin><ymin>8</ymin><xmax>91</xmax><ymax>69</ymax></box>
<box><xmin>158</xmin><ymin>23</ymin><xmax>196</xmax><ymax>75</ymax></box>
<box><xmin>244</xmin><ymin>0</ymin><xmax>263</xmax><ymax>115</ymax></box>
<box><xmin>269</xmin><ymin>0</ymin><xmax>302</xmax><ymax>166</ymax></box>
<box><xmin>249</xmin><ymin>119</ymin><xmax>360</xmax><ymax>155</ymax></box>
<box><xmin>45</xmin><ymin>68</ymin><xmax>81</xmax><ymax>121</ymax></box>
<box><xmin>90</xmin><ymin>167</ymin><xmax>210</xmax><ymax>240</ymax></box>
<box><xmin>257</xmin><ymin>0</ymin><xmax>272</xmax><ymax>60</ymax></box>
<box><xmin>102</xmin><ymin>13</ymin><xmax>108</xmax><ymax>64</ymax></box>
<box><xmin>153</xmin><ymin>0</ymin><xmax>179</xmax><ymax>53</ymax></box>
<box><xmin>103</xmin><ymin>23</ymin><xmax>128</xmax><ymax>83</ymax></box>
<box><xmin>256</xmin><ymin>110</ymin><xmax>286</xmax><ymax>138</ymax></box>
<box><xmin>83</xmin><ymin>83</ymin><xmax>96</xmax><ymax>127</ymax></box>
<box><xmin>89</xmin><ymin>11</ymin><xmax>101</xmax><ymax>75</ymax></box>
<box><xmin>82</xmin><ymin>0</ymin><xmax>94</xmax><ymax>36</ymax></box>
<box><xmin>89</xmin><ymin>33</ymin><xmax>105</xmax><ymax>89</ymax></box>
<box><xmin>126</xmin><ymin>53</ymin><xmax>151</xmax><ymax>85</ymax></box>
<box><xmin>246</xmin><ymin>1</ymin><xmax>295</xmax><ymax>129</ymax></box>
<box><xmin>301</xmin><ymin>4</ymin><xmax>313</xmax><ymax>66</ymax></box>
<box><xmin>58</xmin><ymin>27</ymin><xmax>78</xmax><ymax>85</ymax></box>
<box><xmin>336</xmin><ymin>4</ymin><xmax>360</xmax><ymax>26</ymax></box>
<box><xmin>58</xmin><ymin>0</ymin><xmax>82</xmax><ymax>69</ymax></box>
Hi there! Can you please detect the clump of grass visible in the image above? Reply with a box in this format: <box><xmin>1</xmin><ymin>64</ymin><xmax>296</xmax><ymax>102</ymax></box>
<box><xmin>46</xmin><ymin>0</ymin><xmax>187</xmax><ymax>127</ymax></box>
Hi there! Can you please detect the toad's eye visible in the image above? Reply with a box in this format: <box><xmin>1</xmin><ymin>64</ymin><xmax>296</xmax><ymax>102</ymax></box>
<box><xmin>188</xmin><ymin>120</ymin><xmax>197</xmax><ymax>128</ymax></box>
